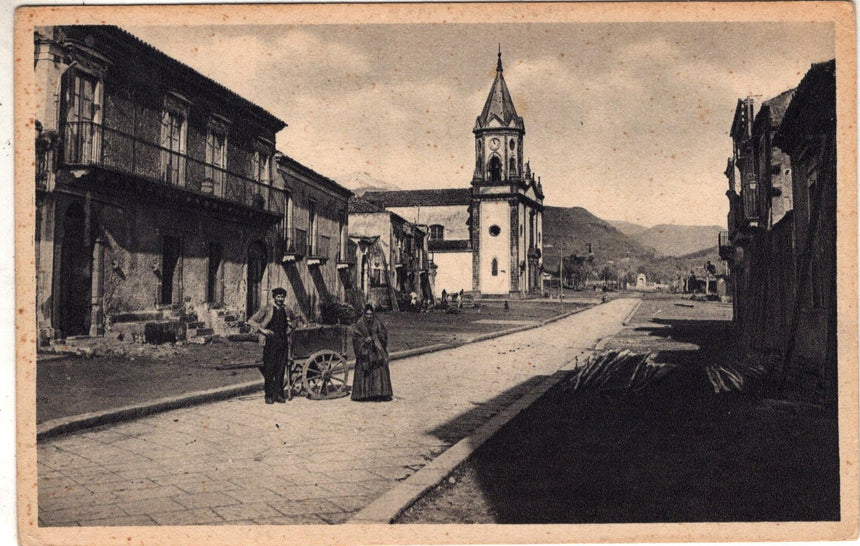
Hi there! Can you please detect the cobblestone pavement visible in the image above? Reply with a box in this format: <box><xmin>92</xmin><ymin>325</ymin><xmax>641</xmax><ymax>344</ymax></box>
<box><xmin>35</xmin><ymin>299</ymin><xmax>637</xmax><ymax>527</ymax></box>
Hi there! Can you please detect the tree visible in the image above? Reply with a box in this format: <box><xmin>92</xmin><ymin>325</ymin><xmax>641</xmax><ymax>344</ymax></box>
<box><xmin>600</xmin><ymin>263</ymin><xmax>618</xmax><ymax>286</ymax></box>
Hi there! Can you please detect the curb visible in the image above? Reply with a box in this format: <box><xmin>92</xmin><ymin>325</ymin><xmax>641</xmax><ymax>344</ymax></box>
<box><xmin>621</xmin><ymin>298</ymin><xmax>644</xmax><ymax>326</ymax></box>
<box><xmin>36</xmin><ymin>380</ymin><xmax>265</xmax><ymax>440</ymax></box>
<box><xmin>351</xmin><ymin>302</ymin><xmax>637</xmax><ymax>523</ymax></box>
<box><xmin>349</xmin><ymin>360</ymin><xmax>582</xmax><ymax>523</ymax></box>
<box><xmin>37</xmin><ymin>304</ymin><xmax>596</xmax><ymax>441</ymax></box>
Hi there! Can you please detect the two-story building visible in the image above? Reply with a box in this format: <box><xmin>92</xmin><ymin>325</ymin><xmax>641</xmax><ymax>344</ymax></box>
<box><xmin>274</xmin><ymin>154</ymin><xmax>353</xmax><ymax>321</ymax></box>
<box><xmin>773</xmin><ymin>59</ymin><xmax>837</xmax><ymax>405</ymax></box>
<box><xmin>723</xmin><ymin>89</ymin><xmax>797</xmax><ymax>353</ymax></box>
<box><xmin>721</xmin><ymin>59</ymin><xmax>836</xmax><ymax>405</ymax></box>
<box><xmin>34</xmin><ymin>25</ymin><xmax>351</xmax><ymax>343</ymax></box>
<box><xmin>348</xmin><ymin>196</ymin><xmax>432</xmax><ymax>310</ymax></box>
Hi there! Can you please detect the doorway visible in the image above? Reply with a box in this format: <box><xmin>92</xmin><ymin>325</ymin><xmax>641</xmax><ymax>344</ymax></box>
<box><xmin>247</xmin><ymin>240</ymin><xmax>267</xmax><ymax>317</ymax></box>
<box><xmin>160</xmin><ymin>236</ymin><xmax>182</xmax><ymax>305</ymax></box>
<box><xmin>58</xmin><ymin>202</ymin><xmax>91</xmax><ymax>337</ymax></box>
<box><xmin>207</xmin><ymin>242</ymin><xmax>223</xmax><ymax>304</ymax></box>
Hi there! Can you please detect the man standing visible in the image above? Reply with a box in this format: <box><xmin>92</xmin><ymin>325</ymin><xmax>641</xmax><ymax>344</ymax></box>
<box><xmin>248</xmin><ymin>287</ymin><xmax>297</xmax><ymax>404</ymax></box>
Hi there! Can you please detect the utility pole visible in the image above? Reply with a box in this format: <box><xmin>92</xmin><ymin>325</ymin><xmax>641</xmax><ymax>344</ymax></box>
<box><xmin>559</xmin><ymin>243</ymin><xmax>564</xmax><ymax>309</ymax></box>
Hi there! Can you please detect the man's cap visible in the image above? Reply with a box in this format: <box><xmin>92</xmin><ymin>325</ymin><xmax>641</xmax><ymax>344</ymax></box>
<box><xmin>272</xmin><ymin>287</ymin><xmax>287</xmax><ymax>297</ymax></box>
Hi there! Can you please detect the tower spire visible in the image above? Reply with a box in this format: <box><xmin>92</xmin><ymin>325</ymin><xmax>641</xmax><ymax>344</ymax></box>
<box><xmin>497</xmin><ymin>43</ymin><xmax>502</xmax><ymax>71</ymax></box>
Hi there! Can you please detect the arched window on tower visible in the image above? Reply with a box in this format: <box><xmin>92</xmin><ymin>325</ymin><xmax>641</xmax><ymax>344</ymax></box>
<box><xmin>488</xmin><ymin>156</ymin><xmax>502</xmax><ymax>182</ymax></box>
<box><xmin>491</xmin><ymin>258</ymin><xmax>498</xmax><ymax>276</ymax></box>
<box><xmin>509</xmin><ymin>157</ymin><xmax>517</xmax><ymax>177</ymax></box>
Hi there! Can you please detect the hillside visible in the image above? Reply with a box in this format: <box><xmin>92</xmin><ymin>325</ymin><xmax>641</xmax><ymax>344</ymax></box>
<box><xmin>646</xmin><ymin>246</ymin><xmax>725</xmax><ymax>283</ymax></box>
<box><xmin>632</xmin><ymin>224</ymin><xmax>724</xmax><ymax>257</ymax></box>
<box><xmin>542</xmin><ymin>206</ymin><xmax>658</xmax><ymax>267</ymax></box>
<box><xmin>607</xmin><ymin>220</ymin><xmax>650</xmax><ymax>237</ymax></box>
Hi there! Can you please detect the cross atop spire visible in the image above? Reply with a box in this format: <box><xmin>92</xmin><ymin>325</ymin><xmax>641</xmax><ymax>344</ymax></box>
<box><xmin>497</xmin><ymin>43</ymin><xmax>503</xmax><ymax>71</ymax></box>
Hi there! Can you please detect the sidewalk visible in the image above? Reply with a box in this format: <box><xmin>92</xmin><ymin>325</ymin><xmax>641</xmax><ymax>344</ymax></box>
<box><xmin>34</xmin><ymin>299</ymin><xmax>637</xmax><ymax>529</ymax></box>
<box><xmin>37</xmin><ymin>299</ymin><xmax>593</xmax><ymax>437</ymax></box>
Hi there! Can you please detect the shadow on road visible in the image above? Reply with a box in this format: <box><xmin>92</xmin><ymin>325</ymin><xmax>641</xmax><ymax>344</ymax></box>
<box><xmin>398</xmin><ymin>315</ymin><xmax>841</xmax><ymax>523</ymax></box>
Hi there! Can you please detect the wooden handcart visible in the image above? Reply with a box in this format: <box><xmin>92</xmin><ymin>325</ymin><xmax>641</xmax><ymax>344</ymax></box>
<box><xmin>283</xmin><ymin>324</ymin><xmax>351</xmax><ymax>400</ymax></box>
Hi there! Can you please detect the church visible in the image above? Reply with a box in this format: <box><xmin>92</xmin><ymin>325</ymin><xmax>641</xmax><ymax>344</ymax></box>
<box><xmin>364</xmin><ymin>49</ymin><xmax>545</xmax><ymax>298</ymax></box>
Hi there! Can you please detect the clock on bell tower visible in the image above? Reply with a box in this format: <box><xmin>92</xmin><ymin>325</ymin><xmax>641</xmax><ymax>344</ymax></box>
<box><xmin>472</xmin><ymin>46</ymin><xmax>525</xmax><ymax>186</ymax></box>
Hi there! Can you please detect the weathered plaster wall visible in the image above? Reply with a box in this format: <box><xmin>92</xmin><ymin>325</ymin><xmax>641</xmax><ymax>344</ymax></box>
<box><xmin>432</xmin><ymin>251</ymin><xmax>473</xmax><ymax>297</ymax></box>
<box><xmin>386</xmin><ymin>205</ymin><xmax>469</xmax><ymax>240</ymax></box>
<box><xmin>479</xmin><ymin>200</ymin><xmax>512</xmax><ymax>295</ymax></box>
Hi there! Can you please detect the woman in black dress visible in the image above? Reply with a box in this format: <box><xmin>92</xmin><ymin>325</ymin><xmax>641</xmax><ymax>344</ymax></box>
<box><xmin>351</xmin><ymin>304</ymin><xmax>393</xmax><ymax>402</ymax></box>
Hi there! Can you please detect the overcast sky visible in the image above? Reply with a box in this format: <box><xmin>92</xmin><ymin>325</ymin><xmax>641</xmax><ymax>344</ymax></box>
<box><xmin>127</xmin><ymin>22</ymin><xmax>834</xmax><ymax>227</ymax></box>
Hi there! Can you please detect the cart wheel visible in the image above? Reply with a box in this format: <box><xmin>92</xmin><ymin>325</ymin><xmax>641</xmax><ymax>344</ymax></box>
<box><xmin>302</xmin><ymin>350</ymin><xmax>350</xmax><ymax>400</ymax></box>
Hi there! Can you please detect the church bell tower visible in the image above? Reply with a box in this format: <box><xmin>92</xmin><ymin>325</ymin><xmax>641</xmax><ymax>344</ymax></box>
<box><xmin>469</xmin><ymin>47</ymin><xmax>543</xmax><ymax>298</ymax></box>
<box><xmin>472</xmin><ymin>46</ymin><xmax>526</xmax><ymax>185</ymax></box>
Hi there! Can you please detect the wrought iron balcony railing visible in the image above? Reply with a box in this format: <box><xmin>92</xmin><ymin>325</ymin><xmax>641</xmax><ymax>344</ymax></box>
<box><xmin>61</xmin><ymin>121</ymin><xmax>285</xmax><ymax>216</ymax></box>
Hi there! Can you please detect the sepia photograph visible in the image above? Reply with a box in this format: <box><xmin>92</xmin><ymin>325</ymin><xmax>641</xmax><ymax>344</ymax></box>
<box><xmin>15</xmin><ymin>2</ymin><xmax>857</xmax><ymax>544</ymax></box>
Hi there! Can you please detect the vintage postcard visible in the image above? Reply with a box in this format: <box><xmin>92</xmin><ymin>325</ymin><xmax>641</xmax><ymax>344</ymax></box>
<box><xmin>14</xmin><ymin>2</ymin><xmax>858</xmax><ymax>545</ymax></box>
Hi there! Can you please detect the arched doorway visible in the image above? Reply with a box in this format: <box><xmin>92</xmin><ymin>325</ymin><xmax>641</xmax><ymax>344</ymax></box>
<box><xmin>246</xmin><ymin>240</ymin><xmax>267</xmax><ymax>317</ymax></box>
<box><xmin>488</xmin><ymin>156</ymin><xmax>502</xmax><ymax>182</ymax></box>
<box><xmin>59</xmin><ymin>202</ymin><xmax>91</xmax><ymax>337</ymax></box>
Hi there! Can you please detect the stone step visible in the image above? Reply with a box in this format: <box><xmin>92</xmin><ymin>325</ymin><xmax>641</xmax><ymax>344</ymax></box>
<box><xmin>188</xmin><ymin>334</ymin><xmax>220</xmax><ymax>345</ymax></box>
<box><xmin>181</xmin><ymin>313</ymin><xmax>200</xmax><ymax>324</ymax></box>
<box><xmin>189</xmin><ymin>327</ymin><xmax>215</xmax><ymax>337</ymax></box>
<box><xmin>227</xmin><ymin>333</ymin><xmax>259</xmax><ymax>342</ymax></box>
<box><xmin>185</xmin><ymin>321</ymin><xmax>206</xmax><ymax>329</ymax></box>
<box><xmin>109</xmin><ymin>311</ymin><xmax>166</xmax><ymax>324</ymax></box>
<box><xmin>144</xmin><ymin>320</ymin><xmax>187</xmax><ymax>344</ymax></box>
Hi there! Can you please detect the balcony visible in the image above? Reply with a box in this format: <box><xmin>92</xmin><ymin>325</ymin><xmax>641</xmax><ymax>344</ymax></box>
<box><xmin>718</xmin><ymin>230</ymin><xmax>734</xmax><ymax>261</ymax></box>
<box><xmin>307</xmin><ymin>234</ymin><xmax>331</xmax><ymax>266</ymax></box>
<box><xmin>282</xmin><ymin>228</ymin><xmax>308</xmax><ymax>262</ymax></box>
<box><xmin>60</xmin><ymin>121</ymin><xmax>285</xmax><ymax>221</ymax></box>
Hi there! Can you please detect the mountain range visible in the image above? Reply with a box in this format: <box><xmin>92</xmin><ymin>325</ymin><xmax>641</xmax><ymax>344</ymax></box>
<box><xmin>609</xmin><ymin>221</ymin><xmax>724</xmax><ymax>257</ymax></box>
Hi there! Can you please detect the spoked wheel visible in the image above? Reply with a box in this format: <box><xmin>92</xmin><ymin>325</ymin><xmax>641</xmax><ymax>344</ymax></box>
<box><xmin>302</xmin><ymin>350</ymin><xmax>350</xmax><ymax>400</ymax></box>
<box><xmin>282</xmin><ymin>360</ymin><xmax>303</xmax><ymax>400</ymax></box>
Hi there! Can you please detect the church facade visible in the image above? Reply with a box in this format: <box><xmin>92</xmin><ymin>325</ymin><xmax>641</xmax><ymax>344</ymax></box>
<box><xmin>365</xmin><ymin>50</ymin><xmax>544</xmax><ymax>298</ymax></box>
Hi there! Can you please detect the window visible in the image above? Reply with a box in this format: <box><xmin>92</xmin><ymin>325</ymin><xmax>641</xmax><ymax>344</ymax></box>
<box><xmin>284</xmin><ymin>190</ymin><xmax>294</xmax><ymax>242</ymax></box>
<box><xmin>488</xmin><ymin>156</ymin><xmax>502</xmax><ymax>182</ymax></box>
<box><xmin>63</xmin><ymin>71</ymin><xmax>102</xmax><ymax>163</ymax></box>
<box><xmin>339</xmin><ymin>210</ymin><xmax>348</xmax><ymax>259</ymax></box>
<box><xmin>510</xmin><ymin>138</ymin><xmax>516</xmax><ymax>150</ymax></box>
<box><xmin>308</xmin><ymin>200</ymin><xmax>317</xmax><ymax>255</ymax></box>
<box><xmin>252</xmin><ymin>150</ymin><xmax>271</xmax><ymax>185</ymax></box>
<box><xmin>491</xmin><ymin>258</ymin><xmax>498</xmax><ymax>276</ymax></box>
<box><xmin>205</xmin><ymin>116</ymin><xmax>229</xmax><ymax>195</ymax></box>
<box><xmin>509</xmin><ymin>157</ymin><xmax>516</xmax><ymax>175</ymax></box>
<box><xmin>429</xmin><ymin>224</ymin><xmax>445</xmax><ymax>240</ymax></box>
<box><xmin>489</xmin><ymin>225</ymin><xmax>501</xmax><ymax>236</ymax></box>
<box><xmin>160</xmin><ymin>94</ymin><xmax>188</xmax><ymax>186</ymax></box>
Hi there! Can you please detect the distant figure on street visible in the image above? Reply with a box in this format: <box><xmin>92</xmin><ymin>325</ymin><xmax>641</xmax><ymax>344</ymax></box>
<box><xmin>440</xmin><ymin>289</ymin><xmax>448</xmax><ymax>309</ymax></box>
<box><xmin>458</xmin><ymin>289</ymin><xmax>464</xmax><ymax>309</ymax></box>
<box><xmin>351</xmin><ymin>304</ymin><xmax>393</xmax><ymax>402</ymax></box>
<box><xmin>409</xmin><ymin>290</ymin><xmax>420</xmax><ymax>311</ymax></box>
<box><xmin>248</xmin><ymin>287</ymin><xmax>298</xmax><ymax>404</ymax></box>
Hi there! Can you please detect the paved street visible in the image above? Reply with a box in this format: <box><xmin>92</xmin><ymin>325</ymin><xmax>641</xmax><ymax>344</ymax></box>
<box><xmin>36</xmin><ymin>298</ymin><xmax>637</xmax><ymax>527</ymax></box>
